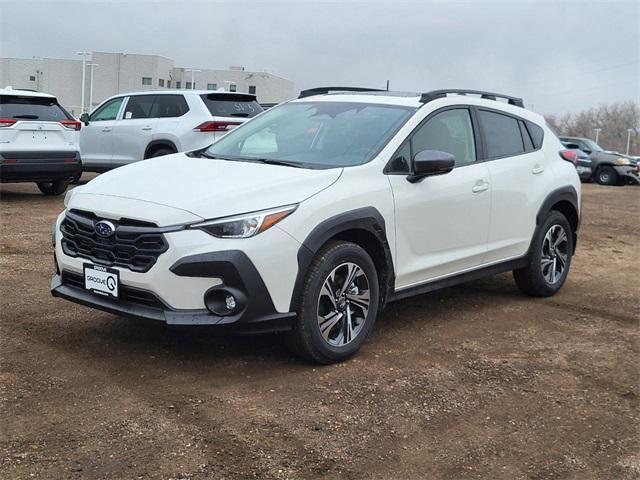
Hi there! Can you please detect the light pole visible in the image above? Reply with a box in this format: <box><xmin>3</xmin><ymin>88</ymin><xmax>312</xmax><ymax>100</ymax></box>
<box><xmin>626</xmin><ymin>129</ymin><xmax>633</xmax><ymax>155</ymax></box>
<box><xmin>76</xmin><ymin>51</ymin><xmax>91</xmax><ymax>113</ymax></box>
<box><xmin>185</xmin><ymin>69</ymin><xmax>200</xmax><ymax>89</ymax></box>
<box><xmin>87</xmin><ymin>64</ymin><xmax>99</xmax><ymax>112</ymax></box>
<box><xmin>593</xmin><ymin>128</ymin><xmax>601</xmax><ymax>144</ymax></box>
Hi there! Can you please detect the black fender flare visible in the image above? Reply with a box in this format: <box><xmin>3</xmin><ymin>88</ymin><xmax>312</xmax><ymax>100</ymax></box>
<box><xmin>144</xmin><ymin>140</ymin><xmax>178</xmax><ymax>159</ymax></box>
<box><xmin>289</xmin><ymin>207</ymin><xmax>394</xmax><ymax>311</ymax></box>
<box><xmin>534</xmin><ymin>185</ymin><xmax>580</xmax><ymax>252</ymax></box>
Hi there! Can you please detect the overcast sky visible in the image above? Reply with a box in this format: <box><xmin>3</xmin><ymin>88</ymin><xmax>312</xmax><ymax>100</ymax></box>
<box><xmin>1</xmin><ymin>0</ymin><xmax>638</xmax><ymax>114</ymax></box>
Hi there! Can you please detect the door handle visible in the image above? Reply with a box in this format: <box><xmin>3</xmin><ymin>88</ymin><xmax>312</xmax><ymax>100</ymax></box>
<box><xmin>532</xmin><ymin>164</ymin><xmax>544</xmax><ymax>175</ymax></box>
<box><xmin>101</xmin><ymin>127</ymin><xmax>111</xmax><ymax>132</ymax></box>
<box><xmin>141</xmin><ymin>126</ymin><xmax>152</xmax><ymax>131</ymax></box>
<box><xmin>472</xmin><ymin>180</ymin><xmax>490</xmax><ymax>193</ymax></box>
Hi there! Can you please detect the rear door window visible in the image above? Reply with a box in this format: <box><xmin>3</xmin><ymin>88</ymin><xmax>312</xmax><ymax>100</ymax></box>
<box><xmin>478</xmin><ymin>110</ymin><xmax>524</xmax><ymax>158</ymax></box>
<box><xmin>200</xmin><ymin>93</ymin><xmax>263</xmax><ymax>118</ymax></box>
<box><xmin>0</xmin><ymin>95</ymin><xmax>71</xmax><ymax>121</ymax></box>
<box><xmin>150</xmin><ymin>95</ymin><xmax>189</xmax><ymax>118</ymax></box>
<box><xmin>123</xmin><ymin>95</ymin><xmax>156</xmax><ymax>119</ymax></box>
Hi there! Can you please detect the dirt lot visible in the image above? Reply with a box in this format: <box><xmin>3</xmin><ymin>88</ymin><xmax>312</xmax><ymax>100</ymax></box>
<box><xmin>0</xmin><ymin>179</ymin><xmax>638</xmax><ymax>480</ymax></box>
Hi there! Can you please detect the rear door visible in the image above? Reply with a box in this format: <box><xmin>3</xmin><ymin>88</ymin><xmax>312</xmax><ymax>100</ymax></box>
<box><xmin>80</xmin><ymin>96</ymin><xmax>125</xmax><ymax>168</ymax></box>
<box><xmin>111</xmin><ymin>95</ymin><xmax>158</xmax><ymax>166</ymax></box>
<box><xmin>479</xmin><ymin>109</ymin><xmax>552</xmax><ymax>262</ymax></box>
<box><xmin>0</xmin><ymin>95</ymin><xmax>78</xmax><ymax>153</ymax></box>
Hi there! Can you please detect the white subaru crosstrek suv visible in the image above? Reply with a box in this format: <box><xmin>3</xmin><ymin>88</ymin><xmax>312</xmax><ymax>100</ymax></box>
<box><xmin>52</xmin><ymin>87</ymin><xmax>581</xmax><ymax>364</ymax></box>
<box><xmin>79</xmin><ymin>90</ymin><xmax>262</xmax><ymax>173</ymax></box>
<box><xmin>0</xmin><ymin>87</ymin><xmax>81</xmax><ymax>195</ymax></box>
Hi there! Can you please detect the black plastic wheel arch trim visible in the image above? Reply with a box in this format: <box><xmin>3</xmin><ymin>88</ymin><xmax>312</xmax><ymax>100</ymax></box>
<box><xmin>289</xmin><ymin>207</ymin><xmax>395</xmax><ymax>312</ymax></box>
<box><xmin>534</xmin><ymin>185</ymin><xmax>580</xmax><ymax>252</ymax></box>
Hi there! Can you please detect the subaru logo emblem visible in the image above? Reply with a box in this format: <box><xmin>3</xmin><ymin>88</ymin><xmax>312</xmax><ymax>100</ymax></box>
<box><xmin>94</xmin><ymin>220</ymin><xmax>115</xmax><ymax>237</ymax></box>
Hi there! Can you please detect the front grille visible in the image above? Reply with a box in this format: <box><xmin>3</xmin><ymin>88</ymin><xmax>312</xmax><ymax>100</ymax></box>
<box><xmin>61</xmin><ymin>271</ymin><xmax>166</xmax><ymax>310</ymax></box>
<box><xmin>60</xmin><ymin>209</ymin><xmax>169</xmax><ymax>273</ymax></box>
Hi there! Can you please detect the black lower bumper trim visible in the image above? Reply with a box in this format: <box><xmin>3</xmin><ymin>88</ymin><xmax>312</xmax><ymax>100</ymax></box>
<box><xmin>1</xmin><ymin>159</ymin><xmax>81</xmax><ymax>183</ymax></box>
<box><xmin>50</xmin><ymin>274</ymin><xmax>294</xmax><ymax>331</ymax></box>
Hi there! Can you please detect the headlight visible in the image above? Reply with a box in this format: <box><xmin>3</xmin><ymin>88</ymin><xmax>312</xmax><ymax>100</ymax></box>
<box><xmin>615</xmin><ymin>157</ymin><xmax>631</xmax><ymax>166</ymax></box>
<box><xmin>192</xmin><ymin>204</ymin><xmax>298</xmax><ymax>238</ymax></box>
<box><xmin>63</xmin><ymin>186</ymin><xmax>81</xmax><ymax>207</ymax></box>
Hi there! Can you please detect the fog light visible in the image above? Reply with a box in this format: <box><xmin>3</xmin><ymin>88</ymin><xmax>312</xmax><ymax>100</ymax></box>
<box><xmin>225</xmin><ymin>294</ymin><xmax>237</xmax><ymax>311</ymax></box>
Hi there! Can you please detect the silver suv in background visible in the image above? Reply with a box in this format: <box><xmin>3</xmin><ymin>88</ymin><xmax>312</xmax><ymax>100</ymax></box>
<box><xmin>0</xmin><ymin>87</ymin><xmax>81</xmax><ymax>195</ymax></box>
<box><xmin>79</xmin><ymin>90</ymin><xmax>263</xmax><ymax>172</ymax></box>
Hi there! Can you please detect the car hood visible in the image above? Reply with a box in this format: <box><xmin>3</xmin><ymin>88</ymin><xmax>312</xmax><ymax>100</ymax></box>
<box><xmin>74</xmin><ymin>153</ymin><xmax>342</xmax><ymax>224</ymax></box>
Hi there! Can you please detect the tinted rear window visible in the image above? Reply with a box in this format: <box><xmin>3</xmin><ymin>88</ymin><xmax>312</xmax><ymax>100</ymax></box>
<box><xmin>200</xmin><ymin>94</ymin><xmax>263</xmax><ymax>118</ymax></box>
<box><xmin>0</xmin><ymin>95</ymin><xmax>71</xmax><ymax>122</ymax></box>
<box><xmin>478</xmin><ymin>109</ymin><xmax>524</xmax><ymax>158</ymax></box>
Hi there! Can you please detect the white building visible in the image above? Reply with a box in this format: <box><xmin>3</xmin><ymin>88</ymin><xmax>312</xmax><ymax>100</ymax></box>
<box><xmin>0</xmin><ymin>52</ymin><xmax>295</xmax><ymax>116</ymax></box>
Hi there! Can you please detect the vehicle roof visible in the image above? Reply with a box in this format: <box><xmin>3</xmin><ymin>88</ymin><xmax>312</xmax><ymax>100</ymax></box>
<box><xmin>290</xmin><ymin>90</ymin><xmax>544</xmax><ymax>123</ymax></box>
<box><xmin>0</xmin><ymin>87</ymin><xmax>56</xmax><ymax>99</ymax></box>
<box><xmin>110</xmin><ymin>89</ymin><xmax>256</xmax><ymax>97</ymax></box>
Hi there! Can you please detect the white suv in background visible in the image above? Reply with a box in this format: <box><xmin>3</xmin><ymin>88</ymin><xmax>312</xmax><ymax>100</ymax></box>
<box><xmin>0</xmin><ymin>87</ymin><xmax>81</xmax><ymax>195</ymax></box>
<box><xmin>52</xmin><ymin>87</ymin><xmax>581</xmax><ymax>364</ymax></box>
<box><xmin>79</xmin><ymin>90</ymin><xmax>263</xmax><ymax>172</ymax></box>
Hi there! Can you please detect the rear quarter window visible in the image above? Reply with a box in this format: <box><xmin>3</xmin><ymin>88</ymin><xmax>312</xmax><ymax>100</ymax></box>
<box><xmin>200</xmin><ymin>94</ymin><xmax>263</xmax><ymax>118</ymax></box>
<box><xmin>525</xmin><ymin>121</ymin><xmax>544</xmax><ymax>149</ymax></box>
<box><xmin>0</xmin><ymin>95</ymin><xmax>71</xmax><ymax>122</ymax></box>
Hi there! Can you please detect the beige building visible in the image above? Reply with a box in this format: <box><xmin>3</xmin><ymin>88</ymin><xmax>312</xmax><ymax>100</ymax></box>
<box><xmin>0</xmin><ymin>51</ymin><xmax>295</xmax><ymax>116</ymax></box>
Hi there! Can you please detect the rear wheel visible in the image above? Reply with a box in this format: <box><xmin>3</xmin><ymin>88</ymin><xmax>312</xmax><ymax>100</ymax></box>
<box><xmin>288</xmin><ymin>241</ymin><xmax>379</xmax><ymax>364</ymax></box>
<box><xmin>596</xmin><ymin>166</ymin><xmax>618</xmax><ymax>185</ymax></box>
<box><xmin>147</xmin><ymin>147</ymin><xmax>174</xmax><ymax>159</ymax></box>
<box><xmin>513</xmin><ymin>210</ymin><xmax>573</xmax><ymax>297</ymax></box>
<box><xmin>37</xmin><ymin>179</ymin><xmax>69</xmax><ymax>196</ymax></box>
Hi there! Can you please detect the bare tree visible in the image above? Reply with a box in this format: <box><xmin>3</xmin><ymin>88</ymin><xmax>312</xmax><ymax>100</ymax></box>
<box><xmin>544</xmin><ymin>102</ymin><xmax>639</xmax><ymax>155</ymax></box>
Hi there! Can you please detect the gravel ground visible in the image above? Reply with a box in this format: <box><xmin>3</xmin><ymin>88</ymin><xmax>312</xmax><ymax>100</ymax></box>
<box><xmin>0</xmin><ymin>179</ymin><xmax>638</xmax><ymax>480</ymax></box>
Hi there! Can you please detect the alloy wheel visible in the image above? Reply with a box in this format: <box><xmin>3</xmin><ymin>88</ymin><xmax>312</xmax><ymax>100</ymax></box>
<box><xmin>540</xmin><ymin>224</ymin><xmax>569</xmax><ymax>284</ymax></box>
<box><xmin>317</xmin><ymin>262</ymin><xmax>370</xmax><ymax>347</ymax></box>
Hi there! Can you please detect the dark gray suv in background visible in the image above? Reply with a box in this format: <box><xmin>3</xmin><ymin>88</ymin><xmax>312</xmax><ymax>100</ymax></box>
<box><xmin>560</xmin><ymin>136</ymin><xmax>639</xmax><ymax>186</ymax></box>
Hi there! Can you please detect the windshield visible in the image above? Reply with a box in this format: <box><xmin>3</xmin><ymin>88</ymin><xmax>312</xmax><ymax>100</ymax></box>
<box><xmin>204</xmin><ymin>101</ymin><xmax>416</xmax><ymax>168</ymax></box>
<box><xmin>200</xmin><ymin>94</ymin><xmax>263</xmax><ymax>118</ymax></box>
<box><xmin>583</xmin><ymin>138</ymin><xmax>604</xmax><ymax>152</ymax></box>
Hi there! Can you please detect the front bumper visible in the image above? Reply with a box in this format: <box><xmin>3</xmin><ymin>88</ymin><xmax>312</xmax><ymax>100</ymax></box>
<box><xmin>614</xmin><ymin>165</ymin><xmax>640</xmax><ymax>185</ymax></box>
<box><xmin>51</xmin><ymin>211</ymin><xmax>301</xmax><ymax>331</ymax></box>
<box><xmin>51</xmin><ymin>273</ymin><xmax>295</xmax><ymax>331</ymax></box>
<box><xmin>0</xmin><ymin>151</ymin><xmax>81</xmax><ymax>183</ymax></box>
<box><xmin>576</xmin><ymin>166</ymin><xmax>592</xmax><ymax>181</ymax></box>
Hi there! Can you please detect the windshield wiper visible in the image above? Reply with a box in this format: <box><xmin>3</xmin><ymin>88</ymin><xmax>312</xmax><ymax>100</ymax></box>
<box><xmin>229</xmin><ymin>113</ymin><xmax>250</xmax><ymax>117</ymax></box>
<box><xmin>13</xmin><ymin>114</ymin><xmax>39</xmax><ymax>119</ymax></box>
<box><xmin>199</xmin><ymin>151</ymin><xmax>305</xmax><ymax>168</ymax></box>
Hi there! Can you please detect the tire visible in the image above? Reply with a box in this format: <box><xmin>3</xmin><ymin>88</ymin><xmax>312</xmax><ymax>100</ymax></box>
<box><xmin>288</xmin><ymin>241</ymin><xmax>380</xmax><ymax>364</ymax></box>
<box><xmin>513</xmin><ymin>210</ymin><xmax>573</xmax><ymax>297</ymax></box>
<box><xmin>70</xmin><ymin>171</ymin><xmax>82</xmax><ymax>184</ymax></box>
<box><xmin>147</xmin><ymin>147</ymin><xmax>174</xmax><ymax>159</ymax></box>
<box><xmin>36</xmin><ymin>179</ymin><xmax>69</xmax><ymax>196</ymax></box>
<box><xmin>596</xmin><ymin>166</ymin><xmax>618</xmax><ymax>186</ymax></box>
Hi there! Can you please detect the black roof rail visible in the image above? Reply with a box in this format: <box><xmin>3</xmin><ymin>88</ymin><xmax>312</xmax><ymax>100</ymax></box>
<box><xmin>298</xmin><ymin>86</ymin><xmax>386</xmax><ymax>99</ymax></box>
<box><xmin>420</xmin><ymin>89</ymin><xmax>524</xmax><ymax>108</ymax></box>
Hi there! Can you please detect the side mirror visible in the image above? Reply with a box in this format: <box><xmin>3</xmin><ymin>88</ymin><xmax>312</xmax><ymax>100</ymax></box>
<box><xmin>407</xmin><ymin>150</ymin><xmax>455</xmax><ymax>183</ymax></box>
<box><xmin>80</xmin><ymin>113</ymin><xmax>90</xmax><ymax>126</ymax></box>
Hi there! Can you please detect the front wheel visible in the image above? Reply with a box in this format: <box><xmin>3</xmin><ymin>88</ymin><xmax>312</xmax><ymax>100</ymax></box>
<box><xmin>513</xmin><ymin>210</ymin><xmax>573</xmax><ymax>297</ymax></box>
<box><xmin>596</xmin><ymin>166</ymin><xmax>618</xmax><ymax>185</ymax></box>
<box><xmin>37</xmin><ymin>179</ymin><xmax>69</xmax><ymax>196</ymax></box>
<box><xmin>288</xmin><ymin>241</ymin><xmax>379</xmax><ymax>364</ymax></box>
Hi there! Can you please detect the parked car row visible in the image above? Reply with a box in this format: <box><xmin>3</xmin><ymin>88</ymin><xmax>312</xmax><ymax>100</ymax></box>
<box><xmin>1</xmin><ymin>87</ymin><xmax>264</xmax><ymax>194</ymax></box>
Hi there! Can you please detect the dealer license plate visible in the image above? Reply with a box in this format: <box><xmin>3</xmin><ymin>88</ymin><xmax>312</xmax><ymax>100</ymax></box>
<box><xmin>84</xmin><ymin>264</ymin><xmax>119</xmax><ymax>298</ymax></box>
